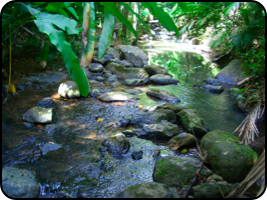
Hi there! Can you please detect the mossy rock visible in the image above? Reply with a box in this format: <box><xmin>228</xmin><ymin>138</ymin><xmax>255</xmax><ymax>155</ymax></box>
<box><xmin>200</xmin><ymin>130</ymin><xmax>258</xmax><ymax>183</ymax></box>
<box><xmin>153</xmin><ymin>156</ymin><xmax>212</xmax><ymax>187</ymax></box>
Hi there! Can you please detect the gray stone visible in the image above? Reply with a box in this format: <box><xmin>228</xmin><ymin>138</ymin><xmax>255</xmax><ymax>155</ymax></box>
<box><xmin>168</xmin><ymin>133</ymin><xmax>196</xmax><ymax>150</ymax></box>
<box><xmin>98</xmin><ymin>91</ymin><xmax>139</xmax><ymax>102</ymax></box>
<box><xmin>22</xmin><ymin>71</ymin><xmax>68</xmax><ymax>85</ymax></box>
<box><xmin>110</xmin><ymin>80</ymin><xmax>121</xmax><ymax>88</ymax></box>
<box><xmin>123</xmin><ymin>89</ymin><xmax>143</xmax><ymax>95</ymax></box>
<box><xmin>143</xmin><ymin>120</ymin><xmax>179</xmax><ymax>139</ymax></box>
<box><xmin>200</xmin><ymin>130</ymin><xmax>258</xmax><ymax>183</ymax></box>
<box><xmin>177</xmin><ymin>109</ymin><xmax>208</xmax><ymax>136</ymax></box>
<box><xmin>107</xmin><ymin>74</ymin><xmax>118</xmax><ymax>82</ymax></box>
<box><xmin>81</xmin><ymin>66</ymin><xmax>91</xmax><ymax>79</ymax></box>
<box><xmin>156</xmin><ymin>103</ymin><xmax>189</xmax><ymax>113</ymax></box>
<box><xmin>25</xmin><ymin>81</ymin><xmax>33</xmax><ymax>89</ymax></box>
<box><xmin>146</xmin><ymin>88</ymin><xmax>180</xmax><ymax>103</ymax></box>
<box><xmin>123</xmin><ymin>78</ymin><xmax>149</xmax><ymax>86</ymax></box>
<box><xmin>37</xmin><ymin>97</ymin><xmax>55</xmax><ymax>108</ymax></box>
<box><xmin>144</xmin><ymin>65</ymin><xmax>170</xmax><ymax>76</ymax></box>
<box><xmin>45</xmin><ymin>124</ymin><xmax>60</xmax><ymax>135</ymax></box>
<box><xmin>90</xmin><ymin>88</ymin><xmax>112</xmax><ymax>98</ymax></box>
<box><xmin>116</xmin><ymin>182</ymin><xmax>180</xmax><ymax>198</ymax></box>
<box><xmin>106</xmin><ymin>62</ymin><xmax>149</xmax><ymax>80</ymax></box>
<box><xmin>2</xmin><ymin>166</ymin><xmax>40</xmax><ymax>198</ymax></box>
<box><xmin>95</xmin><ymin>76</ymin><xmax>105</xmax><ymax>82</ymax></box>
<box><xmin>115</xmin><ymin>45</ymin><xmax>148</xmax><ymax>67</ymax></box>
<box><xmin>132</xmin><ymin>149</ymin><xmax>143</xmax><ymax>160</ymax></box>
<box><xmin>88</xmin><ymin>63</ymin><xmax>103</xmax><ymax>72</ymax></box>
<box><xmin>41</xmin><ymin>142</ymin><xmax>62</xmax><ymax>155</ymax></box>
<box><xmin>215</xmin><ymin>59</ymin><xmax>246</xmax><ymax>85</ymax></box>
<box><xmin>102</xmin><ymin>132</ymin><xmax>130</xmax><ymax>156</ymax></box>
<box><xmin>58</xmin><ymin>81</ymin><xmax>81</xmax><ymax>99</ymax></box>
<box><xmin>150</xmin><ymin>74</ymin><xmax>179</xmax><ymax>85</ymax></box>
<box><xmin>200</xmin><ymin>84</ymin><xmax>224</xmax><ymax>93</ymax></box>
<box><xmin>203</xmin><ymin>78</ymin><xmax>222</xmax><ymax>86</ymax></box>
<box><xmin>22</xmin><ymin>106</ymin><xmax>53</xmax><ymax>124</ymax></box>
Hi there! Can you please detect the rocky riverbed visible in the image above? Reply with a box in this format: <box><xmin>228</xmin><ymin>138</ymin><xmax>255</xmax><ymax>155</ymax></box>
<box><xmin>2</xmin><ymin>44</ymin><xmax>264</xmax><ymax>198</ymax></box>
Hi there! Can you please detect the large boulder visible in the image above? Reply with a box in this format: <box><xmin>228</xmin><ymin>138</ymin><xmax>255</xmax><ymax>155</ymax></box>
<box><xmin>22</xmin><ymin>106</ymin><xmax>53</xmax><ymax>124</ymax></box>
<box><xmin>118</xmin><ymin>109</ymin><xmax>177</xmax><ymax>127</ymax></box>
<box><xmin>58</xmin><ymin>81</ymin><xmax>81</xmax><ymax>99</ymax></box>
<box><xmin>102</xmin><ymin>132</ymin><xmax>130</xmax><ymax>156</ymax></box>
<box><xmin>200</xmin><ymin>130</ymin><xmax>258</xmax><ymax>183</ymax></box>
<box><xmin>106</xmin><ymin>62</ymin><xmax>149</xmax><ymax>80</ymax></box>
<box><xmin>200</xmin><ymin>84</ymin><xmax>224</xmax><ymax>94</ymax></box>
<box><xmin>123</xmin><ymin>78</ymin><xmax>149</xmax><ymax>86</ymax></box>
<box><xmin>142</xmin><ymin>120</ymin><xmax>180</xmax><ymax>139</ymax></box>
<box><xmin>150</xmin><ymin>74</ymin><xmax>179</xmax><ymax>85</ymax></box>
<box><xmin>177</xmin><ymin>109</ymin><xmax>208</xmax><ymax>136</ymax></box>
<box><xmin>116</xmin><ymin>182</ymin><xmax>180</xmax><ymax>198</ymax></box>
<box><xmin>98</xmin><ymin>91</ymin><xmax>139</xmax><ymax>102</ymax></box>
<box><xmin>2</xmin><ymin>166</ymin><xmax>40</xmax><ymax>198</ymax></box>
<box><xmin>146</xmin><ymin>88</ymin><xmax>180</xmax><ymax>103</ymax></box>
<box><xmin>144</xmin><ymin>65</ymin><xmax>170</xmax><ymax>76</ymax></box>
<box><xmin>115</xmin><ymin>45</ymin><xmax>148</xmax><ymax>67</ymax></box>
<box><xmin>215</xmin><ymin>59</ymin><xmax>246</xmax><ymax>85</ymax></box>
<box><xmin>192</xmin><ymin>174</ymin><xmax>233</xmax><ymax>198</ymax></box>
<box><xmin>153</xmin><ymin>156</ymin><xmax>212</xmax><ymax>187</ymax></box>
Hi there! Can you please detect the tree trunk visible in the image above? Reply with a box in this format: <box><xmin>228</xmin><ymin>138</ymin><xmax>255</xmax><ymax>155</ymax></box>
<box><xmin>121</xmin><ymin>2</ymin><xmax>129</xmax><ymax>39</ymax></box>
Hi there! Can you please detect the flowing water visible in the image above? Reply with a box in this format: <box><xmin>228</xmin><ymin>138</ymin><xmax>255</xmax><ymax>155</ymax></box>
<box><xmin>2</xmin><ymin>41</ymin><xmax>263</xmax><ymax>197</ymax></box>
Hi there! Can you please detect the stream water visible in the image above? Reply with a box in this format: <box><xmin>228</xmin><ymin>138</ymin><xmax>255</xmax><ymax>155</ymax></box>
<box><xmin>2</xmin><ymin>41</ymin><xmax>263</xmax><ymax>197</ymax></box>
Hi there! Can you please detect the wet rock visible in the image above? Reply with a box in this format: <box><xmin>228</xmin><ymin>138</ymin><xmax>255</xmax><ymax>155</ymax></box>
<box><xmin>120</xmin><ymin>109</ymin><xmax>176</xmax><ymax>127</ymax></box>
<box><xmin>123</xmin><ymin>89</ymin><xmax>143</xmax><ymax>95</ymax></box>
<box><xmin>2</xmin><ymin>166</ymin><xmax>40</xmax><ymax>198</ymax></box>
<box><xmin>215</xmin><ymin>59</ymin><xmax>246</xmax><ymax>85</ymax></box>
<box><xmin>122</xmin><ymin>128</ymin><xmax>147</xmax><ymax>137</ymax></box>
<box><xmin>81</xmin><ymin>67</ymin><xmax>91</xmax><ymax>79</ymax></box>
<box><xmin>168</xmin><ymin>133</ymin><xmax>196</xmax><ymax>150</ymax></box>
<box><xmin>200</xmin><ymin>130</ymin><xmax>258</xmax><ymax>183</ymax></box>
<box><xmin>16</xmin><ymin>84</ymin><xmax>25</xmax><ymax>91</ymax></box>
<box><xmin>200</xmin><ymin>84</ymin><xmax>224</xmax><ymax>93</ymax></box>
<box><xmin>132</xmin><ymin>149</ymin><xmax>143</xmax><ymax>160</ymax></box>
<box><xmin>102</xmin><ymin>132</ymin><xmax>130</xmax><ymax>156</ymax></box>
<box><xmin>116</xmin><ymin>182</ymin><xmax>180</xmax><ymax>198</ymax></box>
<box><xmin>107</xmin><ymin>74</ymin><xmax>118</xmax><ymax>82</ymax></box>
<box><xmin>88</xmin><ymin>63</ymin><xmax>103</xmax><ymax>72</ymax></box>
<box><xmin>144</xmin><ymin>65</ymin><xmax>170</xmax><ymax>76</ymax></box>
<box><xmin>45</xmin><ymin>124</ymin><xmax>60</xmax><ymax>135</ymax></box>
<box><xmin>90</xmin><ymin>88</ymin><xmax>112</xmax><ymax>98</ymax></box>
<box><xmin>150</xmin><ymin>74</ymin><xmax>179</xmax><ymax>85</ymax></box>
<box><xmin>25</xmin><ymin>81</ymin><xmax>33</xmax><ymax>89</ymax></box>
<box><xmin>177</xmin><ymin>109</ymin><xmax>208</xmax><ymax>136</ymax></box>
<box><xmin>105</xmin><ymin>47</ymin><xmax>121</xmax><ymax>60</ymax></box>
<box><xmin>123</xmin><ymin>78</ymin><xmax>149</xmax><ymax>86</ymax></box>
<box><xmin>156</xmin><ymin>103</ymin><xmax>189</xmax><ymax>113</ymax></box>
<box><xmin>22</xmin><ymin>106</ymin><xmax>53</xmax><ymax>124</ymax></box>
<box><xmin>115</xmin><ymin>59</ymin><xmax>133</xmax><ymax>68</ymax></box>
<box><xmin>41</xmin><ymin>142</ymin><xmax>63</xmax><ymax>155</ymax></box>
<box><xmin>37</xmin><ymin>97</ymin><xmax>55</xmax><ymax>108</ymax></box>
<box><xmin>98</xmin><ymin>91</ymin><xmax>139</xmax><ymax>102</ymax></box>
<box><xmin>153</xmin><ymin>156</ymin><xmax>212</xmax><ymax>187</ymax></box>
<box><xmin>115</xmin><ymin>45</ymin><xmax>148</xmax><ymax>67</ymax></box>
<box><xmin>58</xmin><ymin>81</ymin><xmax>81</xmax><ymax>99</ymax></box>
<box><xmin>106</xmin><ymin>62</ymin><xmax>149</xmax><ymax>80</ymax></box>
<box><xmin>146</xmin><ymin>88</ymin><xmax>180</xmax><ymax>103</ymax></box>
<box><xmin>143</xmin><ymin>120</ymin><xmax>179</xmax><ymax>139</ymax></box>
<box><xmin>110</xmin><ymin>80</ymin><xmax>121</xmax><ymax>88</ymax></box>
<box><xmin>203</xmin><ymin>78</ymin><xmax>222</xmax><ymax>86</ymax></box>
<box><xmin>95</xmin><ymin>76</ymin><xmax>105</xmax><ymax>82</ymax></box>
<box><xmin>192</xmin><ymin>174</ymin><xmax>233</xmax><ymax>198</ymax></box>
<box><xmin>22</xmin><ymin>71</ymin><xmax>68</xmax><ymax>85</ymax></box>
<box><xmin>23</xmin><ymin>122</ymin><xmax>34</xmax><ymax>128</ymax></box>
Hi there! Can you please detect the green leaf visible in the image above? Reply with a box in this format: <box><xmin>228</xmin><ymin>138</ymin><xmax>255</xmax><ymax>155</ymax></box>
<box><xmin>120</xmin><ymin>2</ymin><xmax>154</xmax><ymax>36</ymax></box>
<box><xmin>45</xmin><ymin>2</ymin><xmax>68</xmax><ymax>17</ymax></box>
<box><xmin>40</xmin><ymin>42</ymin><xmax>49</xmax><ymax>61</ymax></box>
<box><xmin>98</xmin><ymin>9</ymin><xmax>115</xmax><ymax>59</ymax></box>
<box><xmin>141</xmin><ymin>2</ymin><xmax>179</xmax><ymax>37</ymax></box>
<box><xmin>100</xmin><ymin>2</ymin><xmax>138</xmax><ymax>39</ymax></box>
<box><xmin>21</xmin><ymin>3</ymin><xmax>89</xmax><ymax>97</ymax></box>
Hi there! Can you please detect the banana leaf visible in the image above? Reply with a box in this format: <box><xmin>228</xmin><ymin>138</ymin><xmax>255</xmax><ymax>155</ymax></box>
<box><xmin>20</xmin><ymin>3</ymin><xmax>89</xmax><ymax>97</ymax></box>
<box><xmin>100</xmin><ymin>2</ymin><xmax>138</xmax><ymax>39</ymax></box>
<box><xmin>141</xmin><ymin>2</ymin><xmax>179</xmax><ymax>38</ymax></box>
<box><xmin>98</xmin><ymin>9</ymin><xmax>115</xmax><ymax>59</ymax></box>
